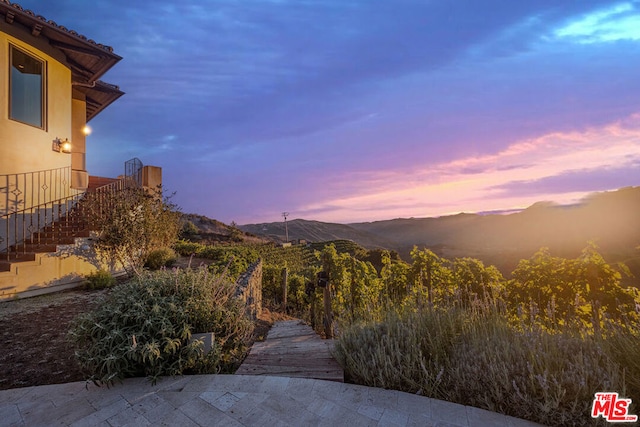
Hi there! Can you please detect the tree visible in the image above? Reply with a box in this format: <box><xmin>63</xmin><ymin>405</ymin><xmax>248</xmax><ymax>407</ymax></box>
<box><xmin>84</xmin><ymin>185</ymin><xmax>181</xmax><ymax>274</ymax></box>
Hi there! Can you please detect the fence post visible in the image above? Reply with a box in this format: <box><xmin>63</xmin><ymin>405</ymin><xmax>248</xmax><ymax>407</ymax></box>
<box><xmin>323</xmin><ymin>281</ymin><xmax>333</xmax><ymax>339</ymax></box>
<box><xmin>281</xmin><ymin>266</ymin><xmax>288</xmax><ymax>314</ymax></box>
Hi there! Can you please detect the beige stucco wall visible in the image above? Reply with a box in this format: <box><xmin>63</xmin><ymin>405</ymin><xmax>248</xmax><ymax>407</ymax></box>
<box><xmin>0</xmin><ymin>30</ymin><xmax>74</xmax><ymax>175</ymax></box>
<box><xmin>0</xmin><ymin>237</ymin><xmax>124</xmax><ymax>300</ymax></box>
<box><xmin>142</xmin><ymin>165</ymin><xmax>162</xmax><ymax>190</ymax></box>
<box><xmin>0</xmin><ymin>25</ymin><xmax>91</xmax><ymax>216</ymax></box>
<box><xmin>71</xmin><ymin>96</ymin><xmax>88</xmax><ymax>189</ymax></box>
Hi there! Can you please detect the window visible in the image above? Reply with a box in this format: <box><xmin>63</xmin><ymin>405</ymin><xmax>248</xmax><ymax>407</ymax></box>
<box><xmin>9</xmin><ymin>45</ymin><xmax>45</xmax><ymax>128</ymax></box>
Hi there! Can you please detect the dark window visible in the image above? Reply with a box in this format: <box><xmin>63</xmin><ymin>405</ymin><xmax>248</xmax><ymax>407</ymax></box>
<box><xmin>10</xmin><ymin>46</ymin><xmax>45</xmax><ymax>128</ymax></box>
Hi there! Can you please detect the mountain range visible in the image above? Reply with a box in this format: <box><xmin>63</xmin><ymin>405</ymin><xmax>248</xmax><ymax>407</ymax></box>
<box><xmin>239</xmin><ymin>186</ymin><xmax>640</xmax><ymax>282</ymax></box>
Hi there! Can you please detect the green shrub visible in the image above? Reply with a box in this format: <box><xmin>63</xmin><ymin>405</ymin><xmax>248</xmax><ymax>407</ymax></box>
<box><xmin>84</xmin><ymin>269</ymin><xmax>116</xmax><ymax>290</ymax></box>
<box><xmin>83</xmin><ymin>185</ymin><xmax>181</xmax><ymax>274</ymax></box>
<box><xmin>180</xmin><ymin>219</ymin><xmax>200</xmax><ymax>238</ymax></box>
<box><xmin>144</xmin><ymin>247</ymin><xmax>177</xmax><ymax>270</ymax></box>
<box><xmin>174</xmin><ymin>240</ymin><xmax>204</xmax><ymax>256</ymax></box>
<box><xmin>69</xmin><ymin>268</ymin><xmax>253</xmax><ymax>386</ymax></box>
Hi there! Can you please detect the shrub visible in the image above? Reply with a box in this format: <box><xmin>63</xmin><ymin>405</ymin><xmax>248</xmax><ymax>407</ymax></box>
<box><xmin>84</xmin><ymin>269</ymin><xmax>116</xmax><ymax>290</ymax></box>
<box><xmin>174</xmin><ymin>240</ymin><xmax>204</xmax><ymax>257</ymax></box>
<box><xmin>180</xmin><ymin>219</ymin><xmax>200</xmax><ymax>238</ymax></box>
<box><xmin>144</xmin><ymin>247</ymin><xmax>177</xmax><ymax>270</ymax></box>
<box><xmin>69</xmin><ymin>268</ymin><xmax>253</xmax><ymax>386</ymax></box>
<box><xmin>83</xmin><ymin>185</ymin><xmax>181</xmax><ymax>274</ymax></box>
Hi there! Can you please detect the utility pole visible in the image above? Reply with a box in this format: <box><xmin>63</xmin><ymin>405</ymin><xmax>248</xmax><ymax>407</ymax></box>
<box><xmin>282</xmin><ymin>212</ymin><xmax>289</xmax><ymax>243</ymax></box>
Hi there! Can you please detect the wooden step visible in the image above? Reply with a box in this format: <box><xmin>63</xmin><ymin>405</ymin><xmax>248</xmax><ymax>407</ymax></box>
<box><xmin>236</xmin><ymin>320</ymin><xmax>344</xmax><ymax>382</ymax></box>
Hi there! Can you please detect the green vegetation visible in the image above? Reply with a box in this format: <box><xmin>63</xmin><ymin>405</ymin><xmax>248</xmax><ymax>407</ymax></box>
<box><xmin>77</xmin><ymin>224</ymin><xmax>637</xmax><ymax>425</ymax></box>
<box><xmin>84</xmin><ymin>269</ymin><xmax>116</xmax><ymax>290</ymax></box>
<box><xmin>69</xmin><ymin>268</ymin><xmax>253</xmax><ymax>386</ymax></box>
<box><xmin>177</xmin><ymin>236</ymin><xmax>637</xmax><ymax>426</ymax></box>
<box><xmin>84</xmin><ymin>186</ymin><xmax>181</xmax><ymax>274</ymax></box>
<box><xmin>322</xmin><ymin>244</ymin><xmax>639</xmax><ymax>427</ymax></box>
<box><xmin>144</xmin><ymin>247</ymin><xmax>178</xmax><ymax>270</ymax></box>
<box><xmin>334</xmin><ymin>307</ymin><xmax>632</xmax><ymax>426</ymax></box>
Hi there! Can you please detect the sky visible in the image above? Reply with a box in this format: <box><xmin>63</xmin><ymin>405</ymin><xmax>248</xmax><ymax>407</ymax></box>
<box><xmin>17</xmin><ymin>0</ymin><xmax>640</xmax><ymax>224</ymax></box>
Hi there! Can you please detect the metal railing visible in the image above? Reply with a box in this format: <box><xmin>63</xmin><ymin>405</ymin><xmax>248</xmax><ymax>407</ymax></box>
<box><xmin>1</xmin><ymin>166</ymin><xmax>82</xmax><ymax>216</ymax></box>
<box><xmin>125</xmin><ymin>157</ymin><xmax>143</xmax><ymax>187</ymax></box>
<box><xmin>0</xmin><ymin>167</ymin><xmax>84</xmax><ymax>258</ymax></box>
<box><xmin>1</xmin><ymin>163</ymin><xmax>144</xmax><ymax>261</ymax></box>
<box><xmin>1</xmin><ymin>193</ymin><xmax>86</xmax><ymax>259</ymax></box>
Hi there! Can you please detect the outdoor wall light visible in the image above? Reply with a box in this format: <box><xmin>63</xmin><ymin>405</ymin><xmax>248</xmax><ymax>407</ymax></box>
<box><xmin>82</xmin><ymin>125</ymin><xmax>92</xmax><ymax>136</ymax></box>
<box><xmin>52</xmin><ymin>138</ymin><xmax>72</xmax><ymax>153</ymax></box>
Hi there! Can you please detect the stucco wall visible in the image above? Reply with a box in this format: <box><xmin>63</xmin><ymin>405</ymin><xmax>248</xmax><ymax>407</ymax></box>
<box><xmin>0</xmin><ymin>27</ymin><xmax>74</xmax><ymax>176</ymax></box>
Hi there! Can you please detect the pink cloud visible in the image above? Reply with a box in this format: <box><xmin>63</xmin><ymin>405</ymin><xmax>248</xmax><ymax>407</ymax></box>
<box><xmin>297</xmin><ymin>112</ymin><xmax>640</xmax><ymax>223</ymax></box>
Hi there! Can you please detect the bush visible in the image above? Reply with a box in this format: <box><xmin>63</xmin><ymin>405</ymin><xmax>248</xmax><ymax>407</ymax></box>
<box><xmin>145</xmin><ymin>247</ymin><xmax>177</xmax><ymax>270</ymax></box>
<box><xmin>83</xmin><ymin>185</ymin><xmax>181</xmax><ymax>273</ymax></box>
<box><xmin>84</xmin><ymin>269</ymin><xmax>116</xmax><ymax>290</ymax></box>
<box><xmin>180</xmin><ymin>219</ymin><xmax>200</xmax><ymax>239</ymax></box>
<box><xmin>69</xmin><ymin>268</ymin><xmax>253</xmax><ymax>386</ymax></box>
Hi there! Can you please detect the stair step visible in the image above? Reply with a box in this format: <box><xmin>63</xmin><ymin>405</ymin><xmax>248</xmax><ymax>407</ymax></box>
<box><xmin>0</xmin><ymin>253</ymin><xmax>37</xmax><ymax>272</ymax></box>
<box><xmin>22</xmin><ymin>236</ymin><xmax>77</xmax><ymax>245</ymax></box>
<box><xmin>34</xmin><ymin>229</ymin><xmax>91</xmax><ymax>238</ymax></box>
<box><xmin>42</xmin><ymin>221</ymin><xmax>89</xmax><ymax>230</ymax></box>
<box><xmin>88</xmin><ymin>176</ymin><xmax>119</xmax><ymax>191</ymax></box>
<box><xmin>20</xmin><ymin>243</ymin><xmax>59</xmax><ymax>253</ymax></box>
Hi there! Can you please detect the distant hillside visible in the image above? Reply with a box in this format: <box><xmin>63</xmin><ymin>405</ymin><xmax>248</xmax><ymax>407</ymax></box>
<box><xmin>352</xmin><ymin>186</ymin><xmax>640</xmax><ymax>256</ymax></box>
<box><xmin>239</xmin><ymin>187</ymin><xmax>640</xmax><ymax>283</ymax></box>
<box><xmin>238</xmin><ymin>218</ymin><xmax>395</xmax><ymax>248</ymax></box>
<box><xmin>181</xmin><ymin>213</ymin><xmax>269</xmax><ymax>245</ymax></box>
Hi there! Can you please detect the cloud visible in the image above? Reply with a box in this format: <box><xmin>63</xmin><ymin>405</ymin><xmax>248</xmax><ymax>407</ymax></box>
<box><xmin>292</xmin><ymin>113</ymin><xmax>640</xmax><ymax>222</ymax></box>
<box><xmin>554</xmin><ymin>2</ymin><xmax>640</xmax><ymax>43</ymax></box>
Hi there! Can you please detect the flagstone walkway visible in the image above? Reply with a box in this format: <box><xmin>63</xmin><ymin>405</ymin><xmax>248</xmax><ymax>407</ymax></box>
<box><xmin>0</xmin><ymin>374</ymin><xmax>544</xmax><ymax>426</ymax></box>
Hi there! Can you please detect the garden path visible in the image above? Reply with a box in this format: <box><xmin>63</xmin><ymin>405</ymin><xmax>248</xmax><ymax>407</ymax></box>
<box><xmin>236</xmin><ymin>320</ymin><xmax>344</xmax><ymax>382</ymax></box>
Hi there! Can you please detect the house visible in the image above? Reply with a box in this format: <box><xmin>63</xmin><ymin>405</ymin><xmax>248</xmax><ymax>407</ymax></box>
<box><xmin>0</xmin><ymin>2</ymin><xmax>159</xmax><ymax>299</ymax></box>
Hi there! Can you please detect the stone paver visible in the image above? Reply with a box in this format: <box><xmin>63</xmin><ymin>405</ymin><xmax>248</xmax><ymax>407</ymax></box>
<box><xmin>0</xmin><ymin>374</ymin><xmax>546</xmax><ymax>426</ymax></box>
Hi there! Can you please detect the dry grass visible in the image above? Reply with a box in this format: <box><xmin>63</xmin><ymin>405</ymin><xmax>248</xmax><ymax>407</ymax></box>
<box><xmin>334</xmin><ymin>306</ymin><xmax>638</xmax><ymax>427</ymax></box>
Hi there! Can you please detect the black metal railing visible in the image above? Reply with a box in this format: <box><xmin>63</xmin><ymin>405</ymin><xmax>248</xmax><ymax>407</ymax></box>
<box><xmin>1</xmin><ymin>167</ymin><xmax>85</xmax><ymax>257</ymax></box>
<box><xmin>125</xmin><ymin>157</ymin><xmax>143</xmax><ymax>187</ymax></box>
<box><xmin>0</xmin><ymin>166</ymin><xmax>83</xmax><ymax>216</ymax></box>
<box><xmin>1</xmin><ymin>193</ymin><xmax>86</xmax><ymax>259</ymax></box>
<box><xmin>1</xmin><ymin>164</ymin><xmax>143</xmax><ymax>262</ymax></box>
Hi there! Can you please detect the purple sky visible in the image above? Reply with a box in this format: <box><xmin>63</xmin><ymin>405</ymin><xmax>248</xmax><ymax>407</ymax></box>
<box><xmin>19</xmin><ymin>0</ymin><xmax>640</xmax><ymax>224</ymax></box>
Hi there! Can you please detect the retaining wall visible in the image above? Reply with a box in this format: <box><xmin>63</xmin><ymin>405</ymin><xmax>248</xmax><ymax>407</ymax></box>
<box><xmin>235</xmin><ymin>259</ymin><xmax>262</xmax><ymax>320</ymax></box>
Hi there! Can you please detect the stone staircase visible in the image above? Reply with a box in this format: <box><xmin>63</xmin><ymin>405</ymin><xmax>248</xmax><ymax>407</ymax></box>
<box><xmin>0</xmin><ymin>209</ymin><xmax>90</xmax><ymax>273</ymax></box>
<box><xmin>0</xmin><ymin>176</ymin><xmax>118</xmax><ymax>299</ymax></box>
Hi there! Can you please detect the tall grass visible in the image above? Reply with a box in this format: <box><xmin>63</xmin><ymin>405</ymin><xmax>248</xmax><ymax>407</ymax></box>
<box><xmin>334</xmin><ymin>304</ymin><xmax>637</xmax><ymax>426</ymax></box>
